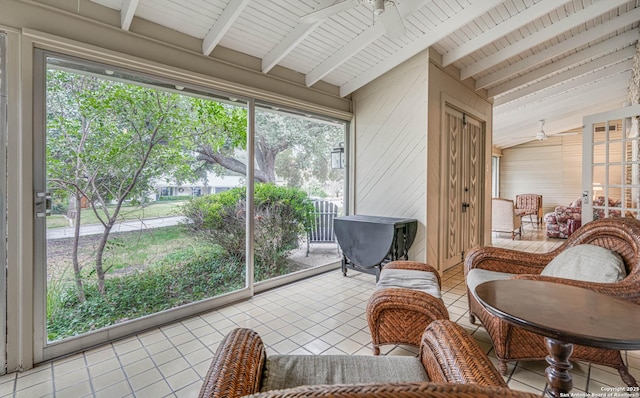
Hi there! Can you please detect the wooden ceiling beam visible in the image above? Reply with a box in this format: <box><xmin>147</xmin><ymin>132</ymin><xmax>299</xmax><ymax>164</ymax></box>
<box><xmin>442</xmin><ymin>0</ymin><xmax>569</xmax><ymax>67</ymax></box>
<box><xmin>261</xmin><ymin>0</ymin><xmax>336</xmax><ymax>74</ymax></box>
<box><xmin>461</xmin><ymin>0</ymin><xmax>629</xmax><ymax>80</ymax></box>
<box><xmin>494</xmin><ymin>50</ymin><xmax>635</xmax><ymax>110</ymax></box>
<box><xmin>476</xmin><ymin>7</ymin><xmax>640</xmax><ymax>90</ymax></box>
<box><xmin>120</xmin><ymin>0</ymin><xmax>139</xmax><ymax>31</ymax></box>
<box><xmin>488</xmin><ymin>31</ymin><xmax>639</xmax><ymax>98</ymax></box>
<box><xmin>305</xmin><ymin>0</ymin><xmax>430</xmax><ymax>87</ymax></box>
<box><xmin>203</xmin><ymin>0</ymin><xmax>252</xmax><ymax>56</ymax></box>
<box><xmin>339</xmin><ymin>0</ymin><xmax>503</xmax><ymax>96</ymax></box>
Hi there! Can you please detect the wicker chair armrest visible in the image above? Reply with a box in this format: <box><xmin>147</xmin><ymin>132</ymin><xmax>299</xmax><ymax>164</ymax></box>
<box><xmin>464</xmin><ymin>246</ymin><xmax>551</xmax><ymax>275</ymax></box>
<box><xmin>419</xmin><ymin>320</ymin><xmax>507</xmax><ymax>387</ymax></box>
<box><xmin>510</xmin><ymin>274</ymin><xmax>640</xmax><ymax>304</ymax></box>
<box><xmin>246</xmin><ymin>382</ymin><xmax>539</xmax><ymax>397</ymax></box>
<box><xmin>383</xmin><ymin>261</ymin><xmax>442</xmax><ymax>288</ymax></box>
<box><xmin>199</xmin><ymin>328</ymin><xmax>266</xmax><ymax>398</ymax></box>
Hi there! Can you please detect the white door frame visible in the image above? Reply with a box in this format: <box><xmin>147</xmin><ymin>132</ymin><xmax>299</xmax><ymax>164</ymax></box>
<box><xmin>582</xmin><ymin>104</ymin><xmax>640</xmax><ymax>224</ymax></box>
<box><xmin>0</xmin><ymin>31</ymin><xmax>8</xmax><ymax>375</ymax></box>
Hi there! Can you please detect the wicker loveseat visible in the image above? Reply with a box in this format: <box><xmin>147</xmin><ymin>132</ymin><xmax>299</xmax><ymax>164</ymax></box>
<box><xmin>198</xmin><ymin>320</ymin><xmax>538</xmax><ymax>398</ymax></box>
<box><xmin>465</xmin><ymin>217</ymin><xmax>640</xmax><ymax>387</ymax></box>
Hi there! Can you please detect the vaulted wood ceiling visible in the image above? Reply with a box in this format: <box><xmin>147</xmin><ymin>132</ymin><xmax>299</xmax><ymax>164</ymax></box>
<box><xmin>69</xmin><ymin>0</ymin><xmax>640</xmax><ymax>148</ymax></box>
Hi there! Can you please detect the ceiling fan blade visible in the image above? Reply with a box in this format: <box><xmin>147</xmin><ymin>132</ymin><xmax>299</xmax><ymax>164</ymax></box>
<box><xmin>381</xmin><ymin>2</ymin><xmax>406</xmax><ymax>38</ymax></box>
<box><xmin>300</xmin><ymin>0</ymin><xmax>360</xmax><ymax>23</ymax></box>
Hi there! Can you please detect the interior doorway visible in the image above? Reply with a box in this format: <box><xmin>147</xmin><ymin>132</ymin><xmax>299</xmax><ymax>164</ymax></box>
<box><xmin>582</xmin><ymin>104</ymin><xmax>640</xmax><ymax>223</ymax></box>
<box><xmin>440</xmin><ymin>104</ymin><xmax>485</xmax><ymax>270</ymax></box>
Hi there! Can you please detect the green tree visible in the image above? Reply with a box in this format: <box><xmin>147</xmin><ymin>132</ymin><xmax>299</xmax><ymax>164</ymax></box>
<box><xmin>193</xmin><ymin>108</ymin><xmax>344</xmax><ymax>185</ymax></box>
<box><xmin>47</xmin><ymin>70</ymin><xmax>195</xmax><ymax>295</ymax></box>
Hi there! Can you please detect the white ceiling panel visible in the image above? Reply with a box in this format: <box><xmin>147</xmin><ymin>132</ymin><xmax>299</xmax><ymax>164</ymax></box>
<box><xmin>79</xmin><ymin>0</ymin><xmax>640</xmax><ymax>148</ymax></box>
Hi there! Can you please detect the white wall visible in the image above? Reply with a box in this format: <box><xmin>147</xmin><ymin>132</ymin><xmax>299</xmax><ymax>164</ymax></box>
<box><xmin>500</xmin><ymin>135</ymin><xmax>582</xmax><ymax>214</ymax></box>
<box><xmin>351</xmin><ymin>50</ymin><xmax>428</xmax><ymax>262</ymax></box>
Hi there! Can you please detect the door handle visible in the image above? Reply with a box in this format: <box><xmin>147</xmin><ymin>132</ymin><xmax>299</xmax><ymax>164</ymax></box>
<box><xmin>35</xmin><ymin>191</ymin><xmax>52</xmax><ymax>218</ymax></box>
<box><xmin>461</xmin><ymin>202</ymin><xmax>470</xmax><ymax>213</ymax></box>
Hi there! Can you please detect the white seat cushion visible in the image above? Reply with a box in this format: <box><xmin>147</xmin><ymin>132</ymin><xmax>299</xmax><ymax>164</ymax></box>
<box><xmin>540</xmin><ymin>244</ymin><xmax>626</xmax><ymax>283</ymax></box>
<box><xmin>376</xmin><ymin>269</ymin><xmax>441</xmax><ymax>299</ymax></box>
<box><xmin>466</xmin><ymin>269</ymin><xmax>516</xmax><ymax>299</ymax></box>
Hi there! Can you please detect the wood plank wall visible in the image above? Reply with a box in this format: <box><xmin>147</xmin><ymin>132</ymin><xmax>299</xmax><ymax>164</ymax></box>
<box><xmin>352</xmin><ymin>51</ymin><xmax>429</xmax><ymax>262</ymax></box>
<box><xmin>500</xmin><ymin>134</ymin><xmax>583</xmax><ymax>215</ymax></box>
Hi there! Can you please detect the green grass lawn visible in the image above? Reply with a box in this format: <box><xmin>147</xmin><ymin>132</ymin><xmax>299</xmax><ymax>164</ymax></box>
<box><xmin>47</xmin><ymin>201</ymin><xmax>186</xmax><ymax>229</ymax></box>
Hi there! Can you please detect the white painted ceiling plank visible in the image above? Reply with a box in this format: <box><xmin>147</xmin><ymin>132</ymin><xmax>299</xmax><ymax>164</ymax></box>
<box><xmin>261</xmin><ymin>0</ymin><xmax>336</xmax><ymax>73</ymax></box>
<box><xmin>460</xmin><ymin>0</ymin><xmax>629</xmax><ymax>80</ymax></box>
<box><xmin>120</xmin><ymin>0</ymin><xmax>139</xmax><ymax>30</ymax></box>
<box><xmin>203</xmin><ymin>0</ymin><xmax>252</xmax><ymax>56</ymax></box>
<box><xmin>494</xmin><ymin>46</ymin><xmax>636</xmax><ymax>106</ymax></box>
<box><xmin>494</xmin><ymin>91</ymin><xmax>629</xmax><ymax>146</ymax></box>
<box><xmin>487</xmin><ymin>30</ymin><xmax>639</xmax><ymax>98</ymax></box>
<box><xmin>305</xmin><ymin>0</ymin><xmax>432</xmax><ymax>87</ymax></box>
<box><xmin>339</xmin><ymin>0</ymin><xmax>504</xmax><ymax>96</ymax></box>
<box><xmin>494</xmin><ymin>59</ymin><xmax>633</xmax><ymax>113</ymax></box>
<box><xmin>475</xmin><ymin>7</ymin><xmax>640</xmax><ymax>90</ymax></box>
<box><xmin>494</xmin><ymin>77</ymin><xmax>630</xmax><ymax>130</ymax></box>
<box><xmin>442</xmin><ymin>0</ymin><xmax>569</xmax><ymax>66</ymax></box>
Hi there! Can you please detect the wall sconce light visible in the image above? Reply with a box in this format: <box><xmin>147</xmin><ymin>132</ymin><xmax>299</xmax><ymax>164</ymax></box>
<box><xmin>331</xmin><ymin>142</ymin><xmax>345</xmax><ymax>169</ymax></box>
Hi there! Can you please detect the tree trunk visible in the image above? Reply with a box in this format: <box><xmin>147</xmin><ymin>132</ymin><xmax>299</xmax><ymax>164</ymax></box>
<box><xmin>71</xmin><ymin>191</ymin><xmax>86</xmax><ymax>302</ymax></box>
<box><xmin>94</xmin><ymin>223</ymin><xmax>113</xmax><ymax>295</ymax></box>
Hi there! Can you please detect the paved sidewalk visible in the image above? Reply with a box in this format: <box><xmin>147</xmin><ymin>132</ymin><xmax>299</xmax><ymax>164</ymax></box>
<box><xmin>46</xmin><ymin>216</ymin><xmax>187</xmax><ymax>239</ymax></box>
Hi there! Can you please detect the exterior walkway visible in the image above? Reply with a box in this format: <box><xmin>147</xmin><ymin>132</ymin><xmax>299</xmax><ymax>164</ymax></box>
<box><xmin>46</xmin><ymin>216</ymin><xmax>186</xmax><ymax>240</ymax></box>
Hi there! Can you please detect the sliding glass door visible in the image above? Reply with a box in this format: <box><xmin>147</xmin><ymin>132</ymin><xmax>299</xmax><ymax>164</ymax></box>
<box><xmin>0</xmin><ymin>32</ymin><xmax>7</xmax><ymax>374</ymax></box>
<box><xmin>33</xmin><ymin>50</ymin><xmax>348</xmax><ymax>361</ymax></box>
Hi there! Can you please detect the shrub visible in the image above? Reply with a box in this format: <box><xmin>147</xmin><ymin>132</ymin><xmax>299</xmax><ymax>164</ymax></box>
<box><xmin>182</xmin><ymin>183</ymin><xmax>315</xmax><ymax>276</ymax></box>
<box><xmin>47</xmin><ymin>246</ymin><xmax>244</xmax><ymax>340</ymax></box>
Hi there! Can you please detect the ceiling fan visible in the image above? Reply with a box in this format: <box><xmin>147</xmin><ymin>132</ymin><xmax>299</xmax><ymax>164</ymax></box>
<box><xmin>535</xmin><ymin>120</ymin><xmax>547</xmax><ymax>141</ymax></box>
<box><xmin>300</xmin><ymin>0</ymin><xmax>406</xmax><ymax>38</ymax></box>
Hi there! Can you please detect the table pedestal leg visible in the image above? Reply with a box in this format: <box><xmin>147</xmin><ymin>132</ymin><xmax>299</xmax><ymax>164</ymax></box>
<box><xmin>544</xmin><ymin>337</ymin><xmax>574</xmax><ymax>398</ymax></box>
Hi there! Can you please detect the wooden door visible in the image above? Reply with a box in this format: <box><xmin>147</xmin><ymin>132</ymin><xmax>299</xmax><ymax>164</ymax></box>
<box><xmin>441</xmin><ymin>105</ymin><xmax>484</xmax><ymax>270</ymax></box>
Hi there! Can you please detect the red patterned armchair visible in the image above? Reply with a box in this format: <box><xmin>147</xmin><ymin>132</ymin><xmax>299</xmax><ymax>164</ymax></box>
<box><xmin>543</xmin><ymin>198</ymin><xmax>582</xmax><ymax>238</ymax></box>
<box><xmin>544</xmin><ymin>197</ymin><xmax>622</xmax><ymax>238</ymax></box>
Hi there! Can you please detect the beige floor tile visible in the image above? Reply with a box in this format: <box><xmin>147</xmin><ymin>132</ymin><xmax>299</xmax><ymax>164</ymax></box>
<box><xmin>158</xmin><ymin>357</ymin><xmax>190</xmax><ymax>378</ymax></box>
<box><xmin>184</xmin><ymin>347</ymin><xmax>214</xmax><ymax>367</ymax></box>
<box><xmin>174</xmin><ymin>381</ymin><xmax>202</xmax><ymax>398</ymax></box>
<box><xmin>133</xmin><ymin>380</ymin><xmax>172</xmax><ymax>396</ymax></box>
<box><xmin>15</xmin><ymin>380</ymin><xmax>54</xmax><ymax>398</ymax></box>
<box><xmin>15</xmin><ymin>367</ymin><xmax>52</xmax><ymax>390</ymax></box>
<box><xmin>128</xmin><ymin>367</ymin><xmax>163</xmax><ymax>391</ymax></box>
<box><xmin>166</xmin><ymin>368</ymin><xmax>200</xmax><ymax>392</ymax></box>
<box><xmin>119</xmin><ymin>348</ymin><xmax>150</xmax><ymax>366</ymax></box>
<box><xmin>122</xmin><ymin>357</ymin><xmax>156</xmax><ymax>378</ymax></box>
<box><xmin>91</xmin><ymin>368</ymin><xmax>126</xmax><ymax>391</ymax></box>
<box><xmin>302</xmin><ymin>338</ymin><xmax>332</xmax><ymax>354</ymax></box>
<box><xmin>52</xmin><ymin>354</ymin><xmax>86</xmax><ymax>377</ymax></box>
<box><xmin>95</xmin><ymin>380</ymin><xmax>132</xmax><ymax>398</ymax></box>
<box><xmin>54</xmin><ymin>368</ymin><xmax>89</xmax><ymax>391</ymax></box>
<box><xmin>507</xmin><ymin>379</ymin><xmax>545</xmax><ymax>395</ymax></box>
<box><xmin>54</xmin><ymin>380</ymin><xmax>92</xmax><ymax>397</ymax></box>
<box><xmin>85</xmin><ymin>346</ymin><xmax>117</xmax><ymax>366</ymax></box>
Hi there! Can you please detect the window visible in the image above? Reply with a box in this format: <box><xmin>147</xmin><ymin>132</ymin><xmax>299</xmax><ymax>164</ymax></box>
<box><xmin>492</xmin><ymin>156</ymin><xmax>500</xmax><ymax>198</ymax></box>
<box><xmin>34</xmin><ymin>51</ymin><xmax>348</xmax><ymax>359</ymax></box>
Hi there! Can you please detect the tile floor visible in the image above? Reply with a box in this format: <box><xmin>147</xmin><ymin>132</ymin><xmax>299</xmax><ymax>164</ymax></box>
<box><xmin>1</xmin><ymin>226</ymin><xmax>638</xmax><ymax>397</ymax></box>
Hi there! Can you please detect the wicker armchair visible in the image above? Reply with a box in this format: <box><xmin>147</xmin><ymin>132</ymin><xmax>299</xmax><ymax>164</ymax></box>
<box><xmin>198</xmin><ymin>320</ymin><xmax>538</xmax><ymax>398</ymax></box>
<box><xmin>465</xmin><ymin>217</ymin><xmax>640</xmax><ymax>386</ymax></box>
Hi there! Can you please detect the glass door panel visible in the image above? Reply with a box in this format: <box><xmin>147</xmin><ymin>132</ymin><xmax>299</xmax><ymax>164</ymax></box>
<box><xmin>38</xmin><ymin>53</ymin><xmax>250</xmax><ymax>356</ymax></box>
<box><xmin>584</xmin><ymin>110</ymin><xmax>640</xmax><ymax>223</ymax></box>
<box><xmin>253</xmin><ymin>106</ymin><xmax>346</xmax><ymax>283</ymax></box>
<box><xmin>0</xmin><ymin>32</ymin><xmax>7</xmax><ymax>374</ymax></box>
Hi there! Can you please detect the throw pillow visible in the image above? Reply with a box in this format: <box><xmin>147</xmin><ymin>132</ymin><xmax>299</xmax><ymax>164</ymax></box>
<box><xmin>541</xmin><ymin>244</ymin><xmax>626</xmax><ymax>283</ymax></box>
